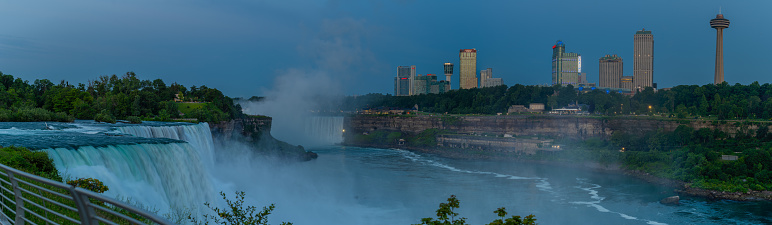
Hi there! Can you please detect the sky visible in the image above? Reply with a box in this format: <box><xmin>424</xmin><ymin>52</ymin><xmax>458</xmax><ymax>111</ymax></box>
<box><xmin>0</xmin><ymin>0</ymin><xmax>770</xmax><ymax>97</ymax></box>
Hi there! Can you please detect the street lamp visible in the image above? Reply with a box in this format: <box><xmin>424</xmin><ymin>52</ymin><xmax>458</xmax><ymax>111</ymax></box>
<box><xmin>648</xmin><ymin>105</ymin><xmax>652</xmax><ymax>115</ymax></box>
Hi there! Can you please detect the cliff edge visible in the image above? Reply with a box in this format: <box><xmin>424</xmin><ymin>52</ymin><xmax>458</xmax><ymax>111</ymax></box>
<box><xmin>209</xmin><ymin>116</ymin><xmax>318</xmax><ymax>161</ymax></box>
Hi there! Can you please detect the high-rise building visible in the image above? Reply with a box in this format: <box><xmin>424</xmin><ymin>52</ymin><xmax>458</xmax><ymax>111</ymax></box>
<box><xmin>551</xmin><ymin>40</ymin><xmax>581</xmax><ymax>85</ymax></box>
<box><xmin>394</xmin><ymin>65</ymin><xmax>415</xmax><ymax>96</ymax></box>
<box><xmin>633</xmin><ymin>29</ymin><xmax>653</xmax><ymax>89</ymax></box>
<box><xmin>459</xmin><ymin>49</ymin><xmax>478</xmax><ymax>89</ymax></box>
<box><xmin>444</xmin><ymin>63</ymin><xmax>453</xmax><ymax>89</ymax></box>
<box><xmin>621</xmin><ymin>76</ymin><xmax>634</xmax><ymax>90</ymax></box>
<box><xmin>480</xmin><ymin>68</ymin><xmax>491</xmax><ymax>88</ymax></box>
<box><xmin>711</xmin><ymin>13</ymin><xmax>730</xmax><ymax>84</ymax></box>
<box><xmin>412</xmin><ymin>74</ymin><xmax>449</xmax><ymax>95</ymax></box>
<box><xmin>479</xmin><ymin>68</ymin><xmax>503</xmax><ymax>87</ymax></box>
<box><xmin>599</xmin><ymin>55</ymin><xmax>623</xmax><ymax>88</ymax></box>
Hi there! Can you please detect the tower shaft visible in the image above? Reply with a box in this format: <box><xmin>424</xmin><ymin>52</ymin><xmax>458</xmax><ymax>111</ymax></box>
<box><xmin>714</xmin><ymin>28</ymin><xmax>724</xmax><ymax>84</ymax></box>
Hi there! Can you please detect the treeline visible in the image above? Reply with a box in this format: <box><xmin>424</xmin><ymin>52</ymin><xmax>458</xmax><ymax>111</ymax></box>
<box><xmin>343</xmin><ymin>82</ymin><xmax>772</xmax><ymax>120</ymax></box>
<box><xmin>603</xmin><ymin>124</ymin><xmax>772</xmax><ymax>192</ymax></box>
<box><xmin>0</xmin><ymin>71</ymin><xmax>242</xmax><ymax>122</ymax></box>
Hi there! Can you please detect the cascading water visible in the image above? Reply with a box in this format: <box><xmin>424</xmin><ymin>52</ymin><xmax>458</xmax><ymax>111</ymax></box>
<box><xmin>301</xmin><ymin>116</ymin><xmax>343</xmax><ymax>146</ymax></box>
<box><xmin>117</xmin><ymin>123</ymin><xmax>216</xmax><ymax>168</ymax></box>
<box><xmin>45</xmin><ymin>143</ymin><xmax>214</xmax><ymax>214</ymax></box>
<box><xmin>43</xmin><ymin>122</ymin><xmax>218</xmax><ymax>215</ymax></box>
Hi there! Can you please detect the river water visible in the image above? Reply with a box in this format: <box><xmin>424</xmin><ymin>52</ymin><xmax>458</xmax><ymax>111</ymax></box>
<box><xmin>2</xmin><ymin>121</ymin><xmax>771</xmax><ymax>224</ymax></box>
<box><xmin>235</xmin><ymin>146</ymin><xmax>772</xmax><ymax>225</ymax></box>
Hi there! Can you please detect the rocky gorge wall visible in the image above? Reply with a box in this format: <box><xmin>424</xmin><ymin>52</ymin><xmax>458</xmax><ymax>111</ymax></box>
<box><xmin>345</xmin><ymin>115</ymin><xmax>769</xmax><ymax>141</ymax></box>
<box><xmin>209</xmin><ymin>117</ymin><xmax>317</xmax><ymax>161</ymax></box>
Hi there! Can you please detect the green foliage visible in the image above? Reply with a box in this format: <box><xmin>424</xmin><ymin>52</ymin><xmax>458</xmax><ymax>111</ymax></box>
<box><xmin>67</xmin><ymin>177</ymin><xmax>109</xmax><ymax>193</ymax></box>
<box><xmin>342</xmin><ymin>82</ymin><xmax>772</xmax><ymax>119</ymax></box>
<box><xmin>416</xmin><ymin>195</ymin><xmax>466</xmax><ymax>225</ymax></box>
<box><xmin>486</xmin><ymin>207</ymin><xmax>537</xmax><ymax>225</ymax></box>
<box><xmin>408</xmin><ymin>129</ymin><xmax>443</xmax><ymax>147</ymax></box>
<box><xmin>190</xmin><ymin>191</ymin><xmax>292</xmax><ymax>225</ymax></box>
<box><xmin>0</xmin><ymin>71</ymin><xmax>244</xmax><ymax>122</ymax></box>
<box><xmin>126</xmin><ymin>116</ymin><xmax>142</xmax><ymax>124</ymax></box>
<box><xmin>416</xmin><ymin>195</ymin><xmax>536</xmax><ymax>225</ymax></box>
<box><xmin>95</xmin><ymin>109</ymin><xmax>117</xmax><ymax>123</ymax></box>
<box><xmin>0</xmin><ymin>146</ymin><xmax>62</xmax><ymax>181</ymax></box>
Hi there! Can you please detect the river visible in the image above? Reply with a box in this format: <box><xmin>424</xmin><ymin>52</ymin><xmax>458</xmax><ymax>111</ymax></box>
<box><xmin>2</xmin><ymin>121</ymin><xmax>771</xmax><ymax>224</ymax></box>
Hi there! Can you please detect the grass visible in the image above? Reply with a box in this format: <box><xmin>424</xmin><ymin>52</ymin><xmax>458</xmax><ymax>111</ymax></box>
<box><xmin>177</xmin><ymin>102</ymin><xmax>206</xmax><ymax>116</ymax></box>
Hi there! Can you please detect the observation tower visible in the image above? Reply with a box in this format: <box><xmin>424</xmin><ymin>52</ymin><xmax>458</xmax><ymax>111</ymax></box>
<box><xmin>710</xmin><ymin>13</ymin><xmax>730</xmax><ymax>84</ymax></box>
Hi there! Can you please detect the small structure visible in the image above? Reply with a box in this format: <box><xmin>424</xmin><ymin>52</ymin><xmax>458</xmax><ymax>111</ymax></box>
<box><xmin>721</xmin><ymin>155</ymin><xmax>738</xmax><ymax>161</ymax></box>
<box><xmin>507</xmin><ymin>105</ymin><xmax>528</xmax><ymax>114</ymax></box>
<box><xmin>529</xmin><ymin>103</ymin><xmax>545</xmax><ymax>112</ymax></box>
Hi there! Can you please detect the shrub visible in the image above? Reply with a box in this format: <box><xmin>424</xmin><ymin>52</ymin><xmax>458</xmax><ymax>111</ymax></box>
<box><xmin>95</xmin><ymin>109</ymin><xmax>116</xmax><ymax>123</ymax></box>
<box><xmin>67</xmin><ymin>178</ymin><xmax>109</xmax><ymax>193</ymax></box>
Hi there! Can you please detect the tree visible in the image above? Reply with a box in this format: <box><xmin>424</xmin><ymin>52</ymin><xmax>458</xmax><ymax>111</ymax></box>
<box><xmin>189</xmin><ymin>191</ymin><xmax>292</xmax><ymax>225</ymax></box>
<box><xmin>416</xmin><ymin>195</ymin><xmax>536</xmax><ymax>225</ymax></box>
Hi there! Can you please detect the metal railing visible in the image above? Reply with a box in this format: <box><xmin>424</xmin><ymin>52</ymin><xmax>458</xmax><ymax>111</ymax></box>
<box><xmin>0</xmin><ymin>163</ymin><xmax>174</xmax><ymax>225</ymax></box>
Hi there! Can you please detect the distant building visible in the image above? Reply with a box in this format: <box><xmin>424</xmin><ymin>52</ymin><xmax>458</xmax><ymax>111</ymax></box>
<box><xmin>459</xmin><ymin>49</ymin><xmax>478</xmax><ymax>89</ymax></box>
<box><xmin>634</xmin><ymin>29</ymin><xmax>653</xmax><ymax>89</ymax></box>
<box><xmin>599</xmin><ymin>55</ymin><xmax>623</xmax><ymax>88</ymax></box>
<box><xmin>507</xmin><ymin>103</ymin><xmax>545</xmax><ymax>114</ymax></box>
<box><xmin>621</xmin><ymin>76</ymin><xmax>634</xmax><ymax>90</ymax></box>
<box><xmin>412</xmin><ymin>74</ymin><xmax>449</xmax><ymax>95</ymax></box>
<box><xmin>394</xmin><ymin>65</ymin><xmax>416</xmax><ymax>96</ymax></box>
<box><xmin>529</xmin><ymin>103</ymin><xmax>545</xmax><ymax>112</ymax></box>
<box><xmin>444</xmin><ymin>62</ymin><xmax>454</xmax><ymax>89</ymax></box>
<box><xmin>480</xmin><ymin>68</ymin><xmax>503</xmax><ymax>87</ymax></box>
<box><xmin>552</xmin><ymin>40</ymin><xmax>581</xmax><ymax>85</ymax></box>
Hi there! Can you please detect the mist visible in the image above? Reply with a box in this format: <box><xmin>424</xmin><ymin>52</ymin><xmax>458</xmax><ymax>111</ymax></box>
<box><xmin>239</xmin><ymin>17</ymin><xmax>376</xmax><ymax>147</ymax></box>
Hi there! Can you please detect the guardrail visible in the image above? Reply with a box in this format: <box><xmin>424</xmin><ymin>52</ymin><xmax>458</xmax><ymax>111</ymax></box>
<box><xmin>0</xmin><ymin>163</ymin><xmax>174</xmax><ymax>225</ymax></box>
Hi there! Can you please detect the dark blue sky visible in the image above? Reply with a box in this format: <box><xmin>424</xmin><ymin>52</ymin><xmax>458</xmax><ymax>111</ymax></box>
<box><xmin>0</xmin><ymin>0</ymin><xmax>768</xmax><ymax>97</ymax></box>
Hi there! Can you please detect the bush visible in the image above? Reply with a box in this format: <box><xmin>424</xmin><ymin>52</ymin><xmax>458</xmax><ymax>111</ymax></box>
<box><xmin>190</xmin><ymin>191</ymin><xmax>292</xmax><ymax>225</ymax></box>
<box><xmin>95</xmin><ymin>109</ymin><xmax>116</xmax><ymax>123</ymax></box>
<box><xmin>0</xmin><ymin>146</ymin><xmax>61</xmax><ymax>181</ymax></box>
<box><xmin>126</xmin><ymin>116</ymin><xmax>142</xmax><ymax>124</ymax></box>
<box><xmin>67</xmin><ymin>178</ymin><xmax>109</xmax><ymax>193</ymax></box>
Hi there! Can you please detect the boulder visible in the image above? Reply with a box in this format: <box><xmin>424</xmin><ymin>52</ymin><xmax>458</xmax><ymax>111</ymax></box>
<box><xmin>660</xmin><ymin>196</ymin><xmax>680</xmax><ymax>205</ymax></box>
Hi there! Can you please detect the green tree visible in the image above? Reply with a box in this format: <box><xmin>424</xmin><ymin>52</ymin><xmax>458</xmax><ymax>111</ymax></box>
<box><xmin>189</xmin><ymin>191</ymin><xmax>292</xmax><ymax>225</ymax></box>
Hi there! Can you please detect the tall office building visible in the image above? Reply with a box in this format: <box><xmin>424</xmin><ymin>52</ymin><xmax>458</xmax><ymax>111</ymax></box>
<box><xmin>459</xmin><ymin>49</ymin><xmax>478</xmax><ymax>89</ymax></box>
<box><xmin>444</xmin><ymin>63</ymin><xmax>453</xmax><ymax>89</ymax></box>
<box><xmin>551</xmin><ymin>40</ymin><xmax>581</xmax><ymax>85</ymax></box>
<box><xmin>480</xmin><ymin>68</ymin><xmax>491</xmax><ymax>88</ymax></box>
<box><xmin>599</xmin><ymin>55</ymin><xmax>623</xmax><ymax>88</ymax></box>
<box><xmin>711</xmin><ymin>13</ymin><xmax>730</xmax><ymax>84</ymax></box>
<box><xmin>633</xmin><ymin>29</ymin><xmax>653</xmax><ymax>89</ymax></box>
<box><xmin>394</xmin><ymin>65</ymin><xmax>415</xmax><ymax>96</ymax></box>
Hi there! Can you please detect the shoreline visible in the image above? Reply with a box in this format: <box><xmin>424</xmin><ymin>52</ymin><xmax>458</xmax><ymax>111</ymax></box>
<box><xmin>342</xmin><ymin>142</ymin><xmax>772</xmax><ymax>201</ymax></box>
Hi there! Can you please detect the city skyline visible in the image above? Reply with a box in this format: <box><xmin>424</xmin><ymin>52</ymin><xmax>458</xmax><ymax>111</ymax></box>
<box><xmin>0</xmin><ymin>1</ymin><xmax>768</xmax><ymax>97</ymax></box>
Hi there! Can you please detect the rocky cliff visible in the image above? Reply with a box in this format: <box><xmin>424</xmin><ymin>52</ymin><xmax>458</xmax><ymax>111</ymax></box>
<box><xmin>345</xmin><ymin>115</ymin><xmax>767</xmax><ymax>140</ymax></box>
<box><xmin>209</xmin><ymin>117</ymin><xmax>317</xmax><ymax>161</ymax></box>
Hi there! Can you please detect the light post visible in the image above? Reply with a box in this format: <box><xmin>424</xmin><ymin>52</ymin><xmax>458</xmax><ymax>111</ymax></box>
<box><xmin>648</xmin><ymin>105</ymin><xmax>652</xmax><ymax>115</ymax></box>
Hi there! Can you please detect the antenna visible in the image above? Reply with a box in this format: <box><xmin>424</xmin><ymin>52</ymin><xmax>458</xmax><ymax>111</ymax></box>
<box><xmin>719</xmin><ymin>6</ymin><xmax>722</xmax><ymax>14</ymax></box>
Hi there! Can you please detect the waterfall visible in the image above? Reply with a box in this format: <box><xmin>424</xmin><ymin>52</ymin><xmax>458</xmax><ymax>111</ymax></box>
<box><xmin>302</xmin><ymin>116</ymin><xmax>344</xmax><ymax>146</ymax></box>
<box><xmin>45</xmin><ymin>143</ymin><xmax>215</xmax><ymax>214</ymax></box>
<box><xmin>117</xmin><ymin>123</ymin><xmax>215</xmax><ymax>168</ymax></box>
<box><xmin>44</xmin><ymin>122</ymin><xmax>218</xmax><ymax>215</ymax></box>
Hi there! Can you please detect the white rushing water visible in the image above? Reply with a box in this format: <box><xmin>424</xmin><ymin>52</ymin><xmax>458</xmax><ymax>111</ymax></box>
<box><xmin>117</xmin><ymin>123</ymin><xmax>216</xmax><ymax>168</ymax></box>
<box><xmin>44</xmin><ymin>122</ymin><xmax>218</xmax><ymax>216</ymax></box>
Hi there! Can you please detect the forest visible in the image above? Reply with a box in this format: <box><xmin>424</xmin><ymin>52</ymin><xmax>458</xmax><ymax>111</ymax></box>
<box><xmin>342</xmin><ymin>82</ymin><xmax>772</xmax><ymax>120</ymax></box>
<box><xmin>0</xmin><ymin>71</ymin><xmax>242</xmax><ymax>123</ymax></box>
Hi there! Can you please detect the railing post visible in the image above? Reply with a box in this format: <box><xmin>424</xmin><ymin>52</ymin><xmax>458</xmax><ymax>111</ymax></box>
<box><xmin>70</xmin><ymin>187</ymin><xmax>97</xmax><ymax>225</ymax></box>
<box><xmin>7</xmin><ymin>172</ymin><xmax>23</xmax><ymax>225</ymax></box>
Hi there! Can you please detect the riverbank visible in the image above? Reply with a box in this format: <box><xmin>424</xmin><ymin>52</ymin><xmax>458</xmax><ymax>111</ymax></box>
<box><xmin>342</xmin><ymin>142</ymin><xmax>772</xmax><ymax>201</ymax></box>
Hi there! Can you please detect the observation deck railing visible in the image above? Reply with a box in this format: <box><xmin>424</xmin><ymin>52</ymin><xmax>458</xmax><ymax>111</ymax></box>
<box><xmin>0</xmin><ymin>163</ymin><xmax>173</xmax><ymax>225</ymax></box>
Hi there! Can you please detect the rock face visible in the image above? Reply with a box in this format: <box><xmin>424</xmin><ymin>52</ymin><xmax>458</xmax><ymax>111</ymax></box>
<box><xmin>209</xmin><ymin>117</ymin><xmax>317</xmax><ymax>161</ymax></box>
<box><xmin>345</xmin><ymin>115</ymin><xmax>767</xmax><ymax>140</ymax></box>
<box><xmin>660</xmin><ymin>196</ymin><xmax>680</xmax><ymax>205</ymax></box>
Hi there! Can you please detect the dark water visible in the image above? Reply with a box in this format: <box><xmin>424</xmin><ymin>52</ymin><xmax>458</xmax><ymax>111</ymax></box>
<box><xmin>229</xmin><ymin>146</ymin><xmax>772</xmax><ymax>225</ymax></box>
